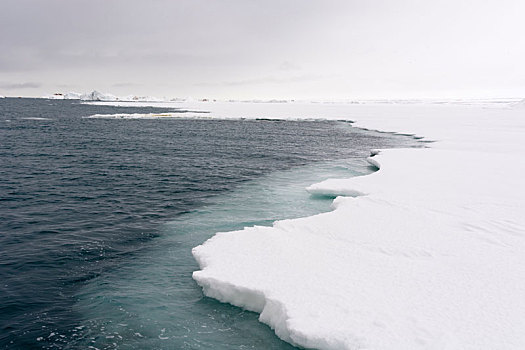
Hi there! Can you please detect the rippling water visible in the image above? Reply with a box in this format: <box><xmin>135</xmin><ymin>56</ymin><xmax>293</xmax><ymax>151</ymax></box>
<box><xmin>0</xmin><ymin>98</ymin><xmax>420</xmax><ymax>349</ymax></box>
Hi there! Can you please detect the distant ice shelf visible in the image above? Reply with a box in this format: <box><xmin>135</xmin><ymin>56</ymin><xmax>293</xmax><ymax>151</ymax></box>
<box><xmin>40</xmin><ymin>90</ymin><xmax>167</xmax><ymax>102</ymax></box>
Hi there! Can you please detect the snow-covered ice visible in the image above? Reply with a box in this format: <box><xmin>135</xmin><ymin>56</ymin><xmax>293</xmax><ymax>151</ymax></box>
<box><xmin>20</xmin><ymin>117</ymin><xmax>52</xmax><ymax>120</ymax></box>
<box><xmin>64</xmin><ymin>92</ymin><xmax>82</xmax><ymax>99</ymax></box>
<box><xmin>39</xmin><ymin>90</ymin><xmax>168</xmax><ymax>102</ymax></box>
<box><xmin>83</xmin><ymin>99</ymin><xmax>525</xmax><ymax>349</ymax></box>
<box><xmin>119</xmin><ymin>94</ymin><xmax>166</xmax><ymax>102</ymax></box>
<box><xmin>188</xmin><ymin>101</ymin><xmax>525</xmax><ymax>350</ymax></box>
<box><xmin>80</xmin><ymin>90</ymin><xmax>118</xmax><ymax>102</ymax></box>
<box><xmin>84</xmin><ymin>113</ymin><xmax>180</xmax><ymax>119</ymax></box>
<box><xmin>41</xmin><ymin>92</ymin><xmax>82</xmax><ymax>100</ymax></box>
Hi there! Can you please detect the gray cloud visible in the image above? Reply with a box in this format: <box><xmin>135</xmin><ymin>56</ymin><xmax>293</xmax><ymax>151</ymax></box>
<box><xmin>279</xmin><ymin>62</ymin><xmax>302</xmax><ymax>72</ymax></box>
<box><xmin>112</xmin><ymin>82</ymin><xmax>140</xmax><ymax>88</ymax></box>
<box><xmin>0</xmin><ymin>82</ymin><xmax>41</xmax><ymax>90</ymax></box>
<box><xmin>1</xmin><ymin>0</ymin><xmax>524</xmax><ymax>98</ymax></box>
<box><xmin>196</xmin><ymin>74</ymin><xmax>324</xmax><ymax>87</ymax></box>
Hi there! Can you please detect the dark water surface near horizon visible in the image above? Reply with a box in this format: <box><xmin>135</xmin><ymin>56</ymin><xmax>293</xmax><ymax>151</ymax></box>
<box><xmin>0</xmin><ymin>98</ymin><xmax>420</xmax><ymax>349</ymax></box>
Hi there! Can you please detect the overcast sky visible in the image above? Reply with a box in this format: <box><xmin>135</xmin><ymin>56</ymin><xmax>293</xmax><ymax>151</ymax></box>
<box><xmin>1</xmin><ymin>0</ymin><xmax>524</xmax><ymax>99</ymax></box>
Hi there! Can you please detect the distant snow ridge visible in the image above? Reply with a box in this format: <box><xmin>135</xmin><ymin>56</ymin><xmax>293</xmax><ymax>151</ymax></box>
<box><xmin>50</xmin><ymin>90</ymin><xmax>167</xmax><ymax>102</ymax></box>
<box><xmin>121</xmin><ymin>95</ymin><xmax>165</xmax><ymax>102</ymax></box>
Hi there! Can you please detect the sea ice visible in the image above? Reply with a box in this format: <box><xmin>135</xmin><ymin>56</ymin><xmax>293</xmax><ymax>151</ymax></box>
<box><xmin>77</xmin><ymin>98</ymin><xmax>525</xmax><ymax>348</ymax></box>
<box><xmin>189</xmin><ymin>101</ymin><xmax>525</xmax><ymax>349</ymax></box>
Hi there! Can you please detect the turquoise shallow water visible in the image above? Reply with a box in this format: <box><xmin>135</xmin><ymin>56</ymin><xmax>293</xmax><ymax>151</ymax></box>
<box><xmin>72</xmin><ymin>159</ymin><xmax>375</xmax><ymax>349</ymax></box>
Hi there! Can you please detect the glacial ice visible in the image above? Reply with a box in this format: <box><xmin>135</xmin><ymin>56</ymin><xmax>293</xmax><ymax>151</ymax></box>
<box><xmin>39</xmin><ymin>90</ymin><xmax>168</xmax><ymax>102</ymax></box>
<box><xmin>64</xmin><ymin>92</ymin><xmax>82</xmax><ymax>99</ymax></box>
<box><xmin>80</xmin><ymin>90</ymin><xmax>118</xmax><ymax>102</ymax></box>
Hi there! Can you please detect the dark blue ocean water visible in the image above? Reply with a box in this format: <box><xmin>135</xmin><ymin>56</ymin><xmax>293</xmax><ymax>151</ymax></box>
<box><xmin>0</xmin><ymin>98</ymin><xmax>420</xmax><ymax>349</ymax></box>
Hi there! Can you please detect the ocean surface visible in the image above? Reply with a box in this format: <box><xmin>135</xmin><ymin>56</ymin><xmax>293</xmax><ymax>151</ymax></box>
<box><xmin>0</xmin><ymin>98</ymin><xmax>420</xmax><ymax>349</ymax></box>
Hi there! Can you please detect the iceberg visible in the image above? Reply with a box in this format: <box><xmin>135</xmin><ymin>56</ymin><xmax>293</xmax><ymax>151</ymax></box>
<box><xmin>64</xmin><ymin>92</ymin><xmax>82</xmax><ymax>99</ymax></box>
<box><xmin>38</xmin><ymin>90</ymin><xmax>169</xmax><ymax>102</ymax></box>
<box><xmin>190</xmin><ymin>101</ymin><xmax>525</xmax><ymax>350</ymax></box>
<box><xmin>80</xmin><ymin>90</ymin><xmax>117</xmax><ymax>101</ymax></box>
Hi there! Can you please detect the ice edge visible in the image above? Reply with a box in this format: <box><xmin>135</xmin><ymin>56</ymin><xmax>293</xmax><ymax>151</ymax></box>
<box><xmin>191</xmin><ymin>151</ymin><xmax>390</xmax><ymax>349</ymax></box>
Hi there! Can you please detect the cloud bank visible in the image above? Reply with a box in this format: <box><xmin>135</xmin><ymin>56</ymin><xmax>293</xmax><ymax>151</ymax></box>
<box><xmin>1</xmin><ymin>0</ymin><xmax>524</xmax><ymax>99</ymax></box>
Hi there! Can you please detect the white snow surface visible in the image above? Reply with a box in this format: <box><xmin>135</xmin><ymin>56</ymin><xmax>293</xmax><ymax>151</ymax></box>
<box><xmin>92</xmin><ymin>100</ymin><xmax>525</xmax><ymax>349</ymax></box>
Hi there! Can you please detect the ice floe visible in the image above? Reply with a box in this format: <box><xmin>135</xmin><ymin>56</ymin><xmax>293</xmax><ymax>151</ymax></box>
<box><xmin>21</xmin><ymin>117</ymin><xmax>52</xmax><ymax>120</ymax></box>
<box><xmin>73</xmin><ymin>97</ymin><xmax>525</xmax><ymax>347</ymax></box>
<box><xmin>84</xmin><ymin>113</ymin><xmax>185</xmax><ymax>119</ymax></box>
